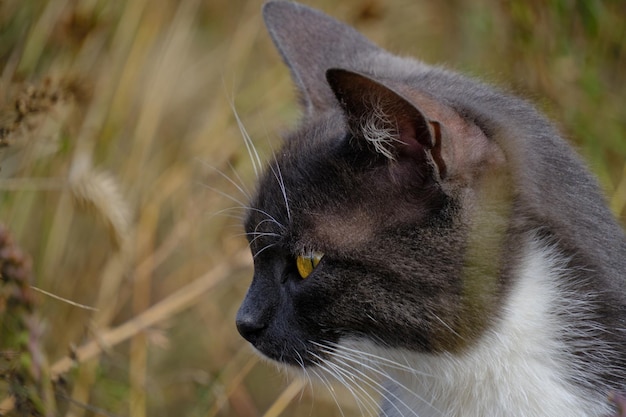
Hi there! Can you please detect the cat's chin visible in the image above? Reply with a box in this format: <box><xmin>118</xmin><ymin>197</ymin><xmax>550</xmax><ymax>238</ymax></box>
<box><xmin>245</xmin><ymin>337</ymin><xmax>337</xmax><ymax>369</ymax></box>
<box><xmin>248</xmin><ymin>344</ymin><xmax>291</xmax><ymax>369</ymax></box>
<box><xmin>244</xmin><ymin>334</ymin><xmax>378</xmax><ymax>374</ymax></box>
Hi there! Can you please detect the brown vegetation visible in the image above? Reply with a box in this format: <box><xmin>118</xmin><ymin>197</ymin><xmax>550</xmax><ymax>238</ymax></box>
<box><xmin>0</xmin><ymin>0</ymin><xmax>624</xmax><ymax>416</ymax></box>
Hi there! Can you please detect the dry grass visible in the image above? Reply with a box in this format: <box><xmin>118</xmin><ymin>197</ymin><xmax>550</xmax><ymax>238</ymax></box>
<box><xmin>0</xmin><ymin>0</ymin><xmax>624</xmax><ymax>416</ymax></box>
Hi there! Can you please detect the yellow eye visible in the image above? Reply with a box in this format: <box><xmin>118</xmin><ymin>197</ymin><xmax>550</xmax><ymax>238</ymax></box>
<box><xmin>296</xmin><ymin>252</ymin><xmax>324</xmax><ymax>279</ymax></box>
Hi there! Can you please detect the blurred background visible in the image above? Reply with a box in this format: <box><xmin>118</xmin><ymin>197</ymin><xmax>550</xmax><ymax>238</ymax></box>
<box><xmin>0</xmin><ymin>0</ymin><xmax>624</xmax><ymax>416</ymax></box>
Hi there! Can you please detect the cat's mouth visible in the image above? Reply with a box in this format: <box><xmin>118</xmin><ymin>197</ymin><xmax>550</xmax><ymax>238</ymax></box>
<box><xmin>235</xmin><ymin>296</ymin><xmax>343</xmax><ymax>367</ymax></box>
<box><xmin>236</xmin><ymin>313</ymin><xmax>334</xmax><ymax>367</ymax></box>
<box><xmin>246</xmin><ymin>335</ymin><xmax>335</xmax><ymax>369</ymax></box>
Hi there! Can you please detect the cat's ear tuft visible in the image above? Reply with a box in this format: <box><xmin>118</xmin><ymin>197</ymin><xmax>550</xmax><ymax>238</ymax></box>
<box><xmin>263</xmin><ymin>1</ymin><xmax>380</xmax><ymax>115</ymax></box>
<box><xmin>326</xmin><ymin>68</ymin><xmax>447</xmax><ymax>179</ymax></box>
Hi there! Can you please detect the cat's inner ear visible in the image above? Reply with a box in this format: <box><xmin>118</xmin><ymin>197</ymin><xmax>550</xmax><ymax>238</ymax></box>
<box><xmin>326</xmin><ymin>68</ymin><xmax>447</xmax><ymax>179</ymax></box>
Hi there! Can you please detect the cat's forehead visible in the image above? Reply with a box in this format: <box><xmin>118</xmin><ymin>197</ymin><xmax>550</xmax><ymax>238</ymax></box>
<box><xmin>246</xmin><ymin>122</ymin><xmax>440</xmax><ymax>256</ymax></box>
<box><xmin>244</xmin><ymin>115</ymin><xmax>380</xmax><ymax>253</ymax></box>
<box><xmin>283</xmin><ymin>110</ymin><xmax>347</xmax><ymax>147</ymax></box>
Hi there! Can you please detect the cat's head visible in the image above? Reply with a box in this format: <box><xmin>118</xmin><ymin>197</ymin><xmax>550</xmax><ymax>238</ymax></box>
<box><xmin>236</xmin><ymin>1</ymin><xmax>511</xmax><ymax>367</ymax></box>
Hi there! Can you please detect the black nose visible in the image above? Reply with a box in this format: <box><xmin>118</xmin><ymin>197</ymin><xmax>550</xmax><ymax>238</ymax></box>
<box><xmin>236</xmin><ymin>310</ymin><xmax>268</xmax><ymax>344</ymax></box>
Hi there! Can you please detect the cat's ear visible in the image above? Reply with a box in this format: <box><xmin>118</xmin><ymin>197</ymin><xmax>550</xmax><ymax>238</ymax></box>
<box><xmin>326</xmin><ymin>68</ymin><xmax>448</xmax><ymax>180</ymax></box>
<box><xmin>326</xmin><ymin>68</ymin><xmax>503</xmax><ymax>184</ymax></box>
<box><xmin>263</xmin><ymin>1</ymin><xmax>380</xmax><ymax>115</ymax></box>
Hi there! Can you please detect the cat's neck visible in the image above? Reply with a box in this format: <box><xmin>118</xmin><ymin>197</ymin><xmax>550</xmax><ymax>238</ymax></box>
<box><xmin>371</xmin><ymin>235</ymin><xmax>615</xmax><ymax>417</ymax></box>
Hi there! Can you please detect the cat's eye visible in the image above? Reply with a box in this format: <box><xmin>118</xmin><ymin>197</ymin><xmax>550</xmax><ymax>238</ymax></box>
<box><xmin>296</xmin><ymin>252</ymin><xmax>324</xmax><ymax>279</ymax></box>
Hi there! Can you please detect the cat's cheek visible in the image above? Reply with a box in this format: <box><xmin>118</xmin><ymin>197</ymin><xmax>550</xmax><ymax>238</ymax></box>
<box><xmin>237</xmin><ymin>274</ymin><xmax>340</xmax><ymax>367</ymax></box>
<box><xmin>243</xmin><ymin>307</ymin><xmax>315</xmax><ymax>365</ymax></box>
<box><xmin>290</xmin><ymin>274</ymin><xmax>344</xmax><ymax>333</ymax></box>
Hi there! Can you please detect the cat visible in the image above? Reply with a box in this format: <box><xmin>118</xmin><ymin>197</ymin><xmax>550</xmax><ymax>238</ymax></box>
<box><xmin>235</xmin><ymin>2</ymin><xmax>626</xmax><ymax>416</ymax></box>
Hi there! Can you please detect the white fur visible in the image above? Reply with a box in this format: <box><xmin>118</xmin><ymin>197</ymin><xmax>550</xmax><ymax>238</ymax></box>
<box><xmin>331</xmin><ymin>237</ymin><xmax>613</xmax><ymax>417</ymax></box>
<box><xmin>360</xmin><ymin>101</ymin><xmax>402</xmax><ymax>161</ymax></box>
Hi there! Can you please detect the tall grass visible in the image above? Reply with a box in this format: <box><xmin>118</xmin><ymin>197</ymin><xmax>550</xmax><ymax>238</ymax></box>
<box><xmin>0</xmin><ymin>0</ymin><xmax>624</xmax><ymax>416</ymax></box>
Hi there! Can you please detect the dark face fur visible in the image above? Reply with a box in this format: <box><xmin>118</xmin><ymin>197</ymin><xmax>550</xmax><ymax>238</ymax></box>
<box><xmin>237</xmin><ymin>112</ymin><xmax>468</xmax><ymax>365</ymax></box>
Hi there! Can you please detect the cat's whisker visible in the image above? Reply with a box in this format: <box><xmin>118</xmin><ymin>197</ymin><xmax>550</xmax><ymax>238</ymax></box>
<box><xmin>218</xmin><ymin>213</ymin><xmax>246</xmax><ymax>221</ymax></box>
<box><xmin>248</xmin><ymin>234</ymin><xmax>275</xmax><ymax>249</ymax></box>
<box><xmin>311</xmin><ymin>351</ymin><xmax>388</xmax><ymax>417</ymax></box>
<box><xmin>249</xmin><ymin>208</ymin><xmax>286</xmax><ymax>230</ymax></box>
<box><xmin>199</xmin><ymin>182</ymin><xmax>249</xmax><ymax>208</ymax></box>
<box><xmin>253</xmin><ymin>217</ymin><xmax>284</xmax><ymax>234</ymax></box>
<box><xmin>318</xmin><ymin>347</ymin><xmax>425</xmax><ymax>417</ymax></box>
<box><xmin>314</xmin><ymin>350</ymin><xmax>386</xmax><ymax>417</ymax></box>
<box><xmin>310</xmin><ymin>366</ymin><xmax>349</xmax><ymax>417</ymax></box>
<box><xmin>237</xmin><ymin>229</ymin><xmax>282</xmax><ymax>237</ymax></box>
<box><xmin>224</xmin><ymin>91</ymin><xmax>263</xmax><ymax>180</ymax></box>
<box><xmin>196</xmin><ymin>159</ymin><xmax>252</xmax><ymax>201</ymax></box>
<box><xmin>270</xmin><ymin>155</ymin><xmax>291</xmax><ymax>222</ymax></box>
<box><xmin>226</xmin><ymin>160</ymin><xmax>253</xmax><ymax>199</ymax></box>
<box><xmin>246</xmin><ymin>219</ymin><xmax>283</xmax><ymax>251</ymax></box>
<box><xmin>244</xmin><ymin>207</ymin><xmax>286</xmax><ymax>233</ymax></box>
<box><xmin>320</xmin><ymin>346</ymin><xmax>442</xmax><ymax>416</ymax></box>
<box><xmin>430</xmin><ymin>313</ymin><xmax>465</xmax><ymax>342</ymax></box>
<box><xmin>293</xmin><ymin>349</ymin><xmax>314</xmax><ymax>404</ymax></box>
<box><xmin>309</xmin><ymin>351</ymin><xmax>377</xmax><ymax>417</ymax></box>
<box><xmin>313</xmin><ymin>341</ymin><xmax>434</xmax><ymax>378</ymax></box>
<box><xmin>236</xmin><ymin>231</ymin><xmax>282</xmax><ymax>239</ymax></box>
<box><xmin>252</xmin><ymin>243</ymin><xmax>277</xmax><ymax>259</ymax></box>
<box><xmin>205</xmin><ymin>207</ymin><xmax>247</xmax><ymax>223</ymax></box>
<box><xmin>246</xmin><ymin>234</ymin><xmax>279</xmax><ymax>251</ymax></box>
<box><xmin>314</xmin><ymin>341</ymin><xmax>445</xmax><ymax>415</ymax></box>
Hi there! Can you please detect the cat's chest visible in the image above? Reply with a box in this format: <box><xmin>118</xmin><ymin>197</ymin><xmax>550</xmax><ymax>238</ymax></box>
<box><xmin>375</xmin><ymin>238</ymin><xmax>612</xmax><ymax>417</ymax></box>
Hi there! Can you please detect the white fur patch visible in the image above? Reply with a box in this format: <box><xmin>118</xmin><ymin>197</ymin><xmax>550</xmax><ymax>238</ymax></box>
<box><xmin>330</xmin><ymin>237</ymin><xmax>613</xmax><ymax>417</ymax></box>
<box><xmin>360</xmin><ymin>102</ymin><xmax>402</xmax><ymax>160</ymax></box>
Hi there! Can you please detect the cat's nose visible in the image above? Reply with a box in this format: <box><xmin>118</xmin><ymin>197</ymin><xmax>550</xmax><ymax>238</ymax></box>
<box><xmin>236</xmin><ymin>310</ymin><xmax>268</xmax><ymax>343</ymax></box>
